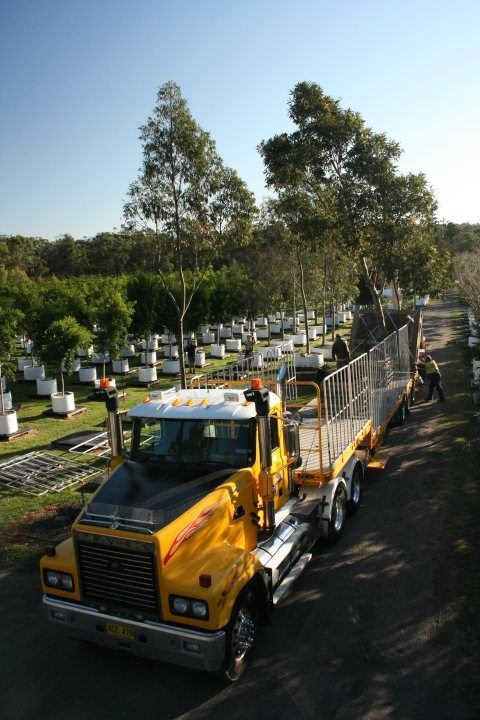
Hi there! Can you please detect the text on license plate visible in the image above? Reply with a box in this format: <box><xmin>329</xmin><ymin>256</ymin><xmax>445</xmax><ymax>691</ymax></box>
<box><xmin>106</xmin><ymin>623</ymin><xmax>134</xmax><ymax>640</ymax></box>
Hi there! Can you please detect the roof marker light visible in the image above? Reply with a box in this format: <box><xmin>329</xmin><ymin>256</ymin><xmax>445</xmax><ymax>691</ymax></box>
<box><xmin>251</xmin><ymin>378</ymin><xmax>263</xmax><ymax>390</ymax></box>
<box><xmin>224</xmin><ymin>391</ymin><xmax>240</xmax><ymax>403</ymax></box>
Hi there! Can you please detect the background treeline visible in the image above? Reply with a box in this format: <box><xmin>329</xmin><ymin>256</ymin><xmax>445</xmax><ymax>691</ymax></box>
<box><xmin>1</xmin><ymin>222</ymin><xmax>478</xmax><ymax>281</ymax></box>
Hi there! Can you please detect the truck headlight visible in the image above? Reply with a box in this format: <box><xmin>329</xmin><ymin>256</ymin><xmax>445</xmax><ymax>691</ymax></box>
<box><xmin>60</xmin><ymin>574</ymin><xmax>74</xmax><ymax>591</ymax></box>
<box><xmin>169</xmin><ymin>595</ymin><xmax>209</xmax><ymax>621</ymax></box>
<box><xmin>44</xmin><ymin>569</ymin><xmax>74</xmax><ymax>592</ymax></box>
<box><xmin>191</xmin><ymin>601</ymin><xmax>208</xmax><ymax>619</ymax></box>
<box><xmin>172</xmin><ymin>597</ymin><xmax>189</xmax><ymax>614</ymax></box>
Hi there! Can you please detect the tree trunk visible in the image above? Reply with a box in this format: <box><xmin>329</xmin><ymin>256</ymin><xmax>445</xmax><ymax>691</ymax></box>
<box><xmin>298</xmin><ymin>255</ymin><xmax>310</xmax><ymax>354</ymax></box>
<box><xmin>178</xmin><ymin>316</ymin><xmax>187</xmax><ymax>389</ymax></box>
<box><xmin>359</xmin><ymin>255</ymin><xmax>387</xmax><ymax>337</ymax></box>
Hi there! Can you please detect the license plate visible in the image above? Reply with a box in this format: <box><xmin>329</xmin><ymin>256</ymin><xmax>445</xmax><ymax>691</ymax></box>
<box><xmin>106</xmin><ymin>623</ymin><xmax>134</xmax><ymax>640</ymax></box>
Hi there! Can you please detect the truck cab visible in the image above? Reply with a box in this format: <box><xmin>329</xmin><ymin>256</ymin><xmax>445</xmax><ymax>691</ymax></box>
<box><xmin>41</xmin><ymin>381</ymin><xmax>303</xmax><ymax>681</ymax></box>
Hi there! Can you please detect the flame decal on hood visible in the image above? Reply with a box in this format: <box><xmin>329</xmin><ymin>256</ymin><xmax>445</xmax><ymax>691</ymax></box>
<box><xmin>163</xmin><ymin>500</ymin><xmax>222</xmax><ymax>566</ymax></box>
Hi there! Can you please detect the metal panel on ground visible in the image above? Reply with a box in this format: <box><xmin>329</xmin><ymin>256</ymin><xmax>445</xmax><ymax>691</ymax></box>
<box><xmin>0</xmin><ymin>452</ymin><xmax>104</xmax><ymax>496</ymax></box>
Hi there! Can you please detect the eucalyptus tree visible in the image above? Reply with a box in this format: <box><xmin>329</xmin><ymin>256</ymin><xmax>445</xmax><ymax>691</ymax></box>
<box><xmin>0</xmin><ymin>235</ymin><xmax>48</xmax><ymax>277</ymax></box>
<box><xmin>259</xmin><ymin>82</ymin><xmax>438</xmax><ymax>336</ymax></box>
<box><xmin>41</xmin><ymin>234</ymin><xmax>87</xmax><ymax>277</ymax></box>
<box><xmin>369</xmin><ymin>171</ymin><xmax>442</xmax><ymax>308</ymax></box>
<box><xmin>85</xmin><ymin>232</ymin><xmax>133</xmax><ymax>276</ymax></box>
<box><xmin>232</xmin><ymin>223</ymin><xmax>291</xmax><ymax>335</ymax></box>
<box><xmin>207</xmin><ymin>265</ymin><xmax>250</xmax><ymax>338</ymax></box>
<box><xmin>258</xmin><ymin>196</ymin><xmax>330</xmax><ymax>352</ymax></box>
<box><xmin>454</xmin><ymin>245</ymin><xmax>480</xmax><ymax>325</ymax></box>
<box><xmin>123</xmin><ymin>81</ymin><xmax>257</xmax><ymax>387</ymax></box>
<box><xmin>437</xmin><ymin>223</ymin><xmax>480</xmax><ymax>255</ymax></box>
<box><xmin>126</xmin><ymin>229</ymin><xmax>162</xmax><ymax>273</ymax></box>
<box><xmin>304</xmin><ymin>238</ymin><xmax>359</xmax><ymax>341</ymax></box>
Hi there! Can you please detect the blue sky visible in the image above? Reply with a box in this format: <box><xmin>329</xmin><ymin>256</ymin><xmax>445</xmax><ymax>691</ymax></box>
<box><xmin>1</xmin><ymin>0</ymin><xmax>479</xmax><ymax>240</ymax></box>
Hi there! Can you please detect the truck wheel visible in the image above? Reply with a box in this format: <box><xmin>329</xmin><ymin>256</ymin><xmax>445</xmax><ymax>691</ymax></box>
<box><xmin>347</xmin><ymin>465</ymin><xmax>362</xmax><ymax>516</ymax></box>
<box><xmin>221</xmin><ymin>590</ymin><xmax>257</xmax><ymax>682</ymax></box>
<box><xmin>327</xmin><ymin>484</ymin><xmax>347</xmax><ymax>543</ymax></box>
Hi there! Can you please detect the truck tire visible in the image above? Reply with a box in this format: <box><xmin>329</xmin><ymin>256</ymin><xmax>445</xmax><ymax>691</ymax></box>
<box><xmin>327</xmin><ymin>484</ymin><xmax>347</xmax><ymax>543</ymax></box>
<box><xmin>347</xmin><ymin>465</ymin><xmax>362</xmax><ymax>516</ymax></box>
<box><xmin>221</xmin><ymin>590</ymin><xmax>257</xmax><ymax>682</ymax></box>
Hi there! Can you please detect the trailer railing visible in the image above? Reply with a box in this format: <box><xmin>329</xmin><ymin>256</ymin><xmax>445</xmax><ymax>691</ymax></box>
<box><xmin>368</xmin><ymin>324</ymin><xmax>411</xmax><ymax>436</ymax></box>
<box><xmin>194</xmin><ymin>341</ymin><xmax>297</xmax><ymax>392</ymax></box>
<box><xmin>192</xmin><ymin>325</ymin><xmax>412</xmax><ymax>483</ymax></box>
<box><xmin>296</xmin><ymin>323</ymin><xmax>412</xmax><ymax>482</ymax></box>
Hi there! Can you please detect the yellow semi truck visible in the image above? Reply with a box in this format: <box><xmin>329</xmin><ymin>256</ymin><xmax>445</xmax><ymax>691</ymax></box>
<box><xmin>40</xmin><ymin>318</ymin><xmax>419</xmax><ymax>681</ymax></box>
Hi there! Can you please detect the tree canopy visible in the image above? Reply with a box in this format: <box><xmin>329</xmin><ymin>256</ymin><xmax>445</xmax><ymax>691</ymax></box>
<box><xmin>259</xmin><ymin>81</ymin><xmax>440</xmax><ymax>335</ymax></box>
<box><xmin>123</xmin><ymin>81</ymin><xmax>257</xmax><ymax>387</ymax></box>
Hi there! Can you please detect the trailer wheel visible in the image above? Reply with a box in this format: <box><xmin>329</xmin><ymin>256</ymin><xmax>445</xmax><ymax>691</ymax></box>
<box><xmin>327</xmin><ymin>484</ymin><xmax>347</xmax><ymax>543</ymax></box>
<box><xmin>347</xmin><ymin>465</ymin><xmax>362</xmax><ymax>516</ymax></box>
<box><xmin>220</xmin><ymin>590</ymin><xmax>257</xmax><ymax>682</ymax></box>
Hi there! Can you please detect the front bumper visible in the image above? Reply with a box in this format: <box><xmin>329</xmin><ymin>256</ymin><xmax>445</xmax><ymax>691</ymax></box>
<box><xmin>43</xmin><ymin>595</ymin><xmax>226</xmax><ymax>673</ymax></box>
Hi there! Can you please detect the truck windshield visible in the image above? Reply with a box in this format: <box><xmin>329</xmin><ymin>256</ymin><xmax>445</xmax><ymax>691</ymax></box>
<box><xmin>130</xmin><ymin>418</ymin><xmax>255</xmax><ymax>468</ymax></box>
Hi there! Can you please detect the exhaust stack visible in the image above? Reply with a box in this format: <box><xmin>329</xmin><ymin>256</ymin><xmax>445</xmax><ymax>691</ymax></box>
<box><xmin>102</xmin><ymin>387</ymin><xmax>124</xmax><ymax>468</ymax></box>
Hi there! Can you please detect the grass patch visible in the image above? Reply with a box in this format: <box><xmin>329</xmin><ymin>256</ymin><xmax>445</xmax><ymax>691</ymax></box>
<box><xmin>0</xmin><ymin>359</ymin><xmax>181</xmax><ymax>569</ymax></box>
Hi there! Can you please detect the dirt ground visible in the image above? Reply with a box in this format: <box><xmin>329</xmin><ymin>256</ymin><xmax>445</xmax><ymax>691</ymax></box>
<box><xmin>0</xmin><ymin>296</ymin><xmax>478</xmax><ymax>720</ymax></box>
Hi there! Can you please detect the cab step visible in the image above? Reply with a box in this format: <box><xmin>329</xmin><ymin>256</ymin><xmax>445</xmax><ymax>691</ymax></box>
<box><xmin>272</xmin><ymin>553</ymin><xmax>312</xmax><ymax>605</ymax></box>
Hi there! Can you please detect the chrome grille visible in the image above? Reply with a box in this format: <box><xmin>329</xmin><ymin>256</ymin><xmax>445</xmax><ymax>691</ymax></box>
<box><xmin>75</xmin><ymin>531</ymin><xmax>159</xmax><ymax>617</ymax></box>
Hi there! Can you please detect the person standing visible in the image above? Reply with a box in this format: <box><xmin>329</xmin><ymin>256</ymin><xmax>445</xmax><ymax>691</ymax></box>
<box><xmin>186</xmin><ymin>335</ymin><xmax>197</xmax><ymax>373</ymax></box>
<box><xmin>332</xmin><ymin>334</ymin><xmax>350</xmax><ymax>369</ymax></box>
<box><xmin>424</xmin><ymin>354</ymin><xmax>445</xmax><ymax>402</ymax></box>
<box><xmin>244</xmin><ymin>334</ymin><xmax>254</xmax><ymax>358</ymax></box>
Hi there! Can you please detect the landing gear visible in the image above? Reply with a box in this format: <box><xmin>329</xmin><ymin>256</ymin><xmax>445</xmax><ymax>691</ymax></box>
<box><xmin>391</xmin><ymin>397</ymin><xmax>408</xmax><ymax>427</ymax></box>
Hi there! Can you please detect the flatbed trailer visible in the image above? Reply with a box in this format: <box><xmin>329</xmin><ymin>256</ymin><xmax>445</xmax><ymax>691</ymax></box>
<box><xmin>203</xmin><ymin>319</ymin><xmax>415</xmax><ymax>482</ymax></box>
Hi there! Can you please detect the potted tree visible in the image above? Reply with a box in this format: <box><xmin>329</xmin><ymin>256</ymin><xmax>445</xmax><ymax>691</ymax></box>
<box><xmin>38</xmin><ymin>316</ymin><xmax>92</xmax><ymax>414</ymax></box>
<box><xmin>0</xmin><ymin>305</ymin><xmax>22</xmax><ymax>436</ymax></box>
<box><xmin>93</xmin><ymin>290</ymin><xmax>134</xmax><ymax>382</ymax></box>
<box><xmin>0</xmin><ymin>342</ymin><xmax>18</xmax><ymax>436</ymax></box>
<box><xmin>126</xmin><ymin>273</ymin><xmax>165</xmax><ymax>382</ymax></box>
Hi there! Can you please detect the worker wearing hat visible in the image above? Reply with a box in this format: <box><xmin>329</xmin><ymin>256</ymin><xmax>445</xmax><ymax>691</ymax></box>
<box><xmin>332</xmin><ymin>334</ymin><xmax>350</xmax><ymax>369</ymax></box>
